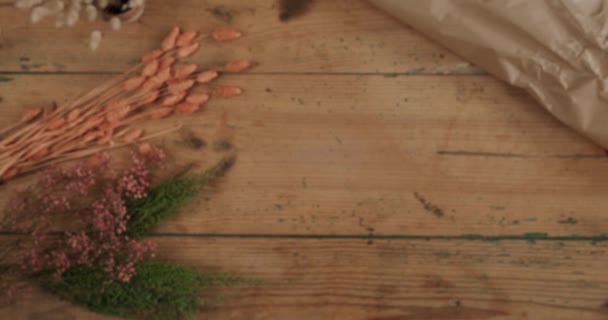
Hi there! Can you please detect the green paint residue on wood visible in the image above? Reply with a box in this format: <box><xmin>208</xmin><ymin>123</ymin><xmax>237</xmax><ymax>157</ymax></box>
<box><xmin>433</xmin><ymin>252</ymin><xmax>451</xmax><ymax>258</ymax></box>
<box><xmin>524</xmin><ymin>232</ymin><xmax>547</xmax><ymax>244</ymax></box>
<box><xmin>578</xmin><ymin>281</ymin><xmax>601</xmax><ymax>288</ymax></box>
<box><xmin>0</xmin><ymin>77</ymin><xmax>13</xmax><ymax>82</ymax></box>
<box><xmin>435</xmin><ymin>233</ymin><xmax>608</xmax><ymax>243</ymax></box>
<box><xmin>146</xmin><ymin>232</ymin><xmax>608</xmax><ymax>245</ymax></box>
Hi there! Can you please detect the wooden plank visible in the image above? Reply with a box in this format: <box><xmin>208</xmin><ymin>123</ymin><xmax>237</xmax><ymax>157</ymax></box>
<box><xmin>1</xmin><ymin>74</ymin><xmax>601</xmax><ymax>155</ymax></box>
<box><xmin>2</xmin><ymin>237</ymin><xmax>608</xmax><ymax>319</ymax></box>
<box><xmin>0</xmin><ymin>75</ymin><xmax>608</xmax><ymax>235</ymax></box>
<box><xmin>0</xmin><ymin>74</ymin><xmax>607</xmax><ymax>237</ymax></box>
<box><xmin>0</xmin><ymin>0</ymin><xmax>478</xmax><ymax>74</ymax></box>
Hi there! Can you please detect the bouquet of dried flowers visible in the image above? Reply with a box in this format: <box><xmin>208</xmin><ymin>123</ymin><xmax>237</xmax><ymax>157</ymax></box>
<box><xmin>0</xmin><ymin>24</ymin><xmax>257</xmax><ymax>318</ymax></box>
<box><xmin>0</xmin><ymin>150</ymin><xmax>258</xmax><ymax>319</ymax></box>
<box><xmin>0</xmin><ymin>26</ymin><xmax>248</xmax><ymax>183</ymax></box>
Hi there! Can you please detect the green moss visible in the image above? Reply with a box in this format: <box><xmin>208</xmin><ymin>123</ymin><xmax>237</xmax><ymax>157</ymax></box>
<box><xmin>125</xmin><ymin>157</ymin><xmax>234</xmax><ymax>238</ymax></box>
<box><xmin>27</xmin><ymin>156</ymin><xmax>258</xmax><ymax>319</ymax></box>
<box><xmin>40</xmin><ymin>260</ymin><xmax>255</xmax><ymax>320</ymax></box>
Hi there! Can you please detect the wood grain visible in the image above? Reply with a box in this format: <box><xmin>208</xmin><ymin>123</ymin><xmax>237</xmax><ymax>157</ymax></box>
<box><xmin>0</xmin><ymin>0</ymin><xmax>478</xmax><ymax>74</ymax></box>
<box><xmin>1</xmin><ymin>237</ymin><xmax>607</xmax><ymax>320</ymax></box>
<box><xmin>1</xmin><ymin>1</ymin><xmax>607</xmax><ymax>319</ymax></box>
<box><xmin>0</xmin><ymin>74</ymin><xmax>606</xmax><ymax>237</ymax></box>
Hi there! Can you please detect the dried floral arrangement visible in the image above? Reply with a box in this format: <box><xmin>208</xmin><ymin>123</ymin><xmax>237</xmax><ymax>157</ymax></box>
<box><xmin>0</xmin><ymin>25</ymin><xmax>257</xmax><ymax>318</ymax></box>
<box><xmin>15</xmin><ymin>0</ymin><xmax>148</xmax><ymax>50</ymax></box>
<box><xmin>0</xmin><ymin>26</ymin><xmax>249</xmax><ymax>182</ymax></box>
<box><xmin>0</xmin><ymin>150</ymin><xmax>259</xmax><ymax>319</ymax></box>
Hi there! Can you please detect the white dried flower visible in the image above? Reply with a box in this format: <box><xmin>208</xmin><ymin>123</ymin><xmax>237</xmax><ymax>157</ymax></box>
<box><xmin>110</xmin><ymin>16</ymin><xmax>121</xmax><ymax>31</ymax></box>
<box><xmin>30</xmin><ymin>8</ymin><xmax>41</xmax><ymax>23</ymax></box>
<box><xmin>97</xmin><ymin>0</ymin><xmax>108</xmax><ymax>9</ymax></box>
<box><xmin>15</xmin><ymin>0</ymin><xmax>43</xmax><ymax>9</ymax></box>
<box><xmin>15</xmin><ymin>0</ymin><xmax>30</xmax><ymax>9</ymax></box>
<box><xmin>30</xmin><ymin>6</ymin><xmax>50</xmax><ymax>24</ymax></box>
<box><xmin>65</xmin><ymin>8</ymin><xmax>79</xmax><ymax>26</ymax></box>
<box><xmin>54</xmin><ymin>11</ymin><xmax>66</xmax><ymax>28</ymax></box>
<box><xmin>129</xmin><ymin>0</ymin><xmax>143</xmax><ymax>8</ymax></box>
<box><xmin>15</xmin><ymin>0</ymin><xmax>27</xmax><ymax>9</ymax></box>
<box><xmin>43</xmin><ymin>0</ymin><xmax>64</xmax><ymax>14</ymax></box>
<box><xmin>71</xmin><ymin>2</ymin><xmax>81</xmax><ymax>13</ymax></box>
<box><xmin>85</xmin><ymin>4</ymin><xmax>97</xmax><ymax>21</ymax></box>
<box><xmin>89</xmin><ymin>30</ymin><xmax>102</xmax><ymax>51</ymax></box>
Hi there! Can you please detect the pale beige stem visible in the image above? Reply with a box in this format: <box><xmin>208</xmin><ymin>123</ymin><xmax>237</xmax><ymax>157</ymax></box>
<box><xmin>20</xmin><ymin>125</ymin><xmax>182</xmax><ymax>174</ymax></box>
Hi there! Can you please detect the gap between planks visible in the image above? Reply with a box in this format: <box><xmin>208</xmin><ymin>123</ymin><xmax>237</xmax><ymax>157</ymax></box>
<box><xmin>3</xmin><ymin>232</ymin><xmax>607</xmax><ymax>243</ymax></box>
<box><xmin>0</xmin><ymin>71</ymin><xmax>487</xmax><ymax>76</ymax></box>
<box><xmin>149</xmin><ymin>233</ymin><xmax>608</xmax><ymax>242</ymax></box>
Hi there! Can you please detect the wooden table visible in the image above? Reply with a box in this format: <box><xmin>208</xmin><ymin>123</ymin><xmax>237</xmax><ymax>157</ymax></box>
<box><xmin>1</xmin><ymin>1</ymin><xmax>608</xmax><ymax>319</ymax></box>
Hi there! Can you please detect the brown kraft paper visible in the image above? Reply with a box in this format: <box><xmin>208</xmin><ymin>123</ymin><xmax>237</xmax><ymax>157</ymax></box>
<box><xmin>370</xmin><ymin>0</ymin><xmax>608</xmax><ymax>149</ymax></box>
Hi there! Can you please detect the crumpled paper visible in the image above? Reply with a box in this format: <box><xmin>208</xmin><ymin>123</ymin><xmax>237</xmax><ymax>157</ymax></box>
<box><xmin>370</xmin><ymin>0</ymin><xmax>608</xmax><ymax>149</ymax></box>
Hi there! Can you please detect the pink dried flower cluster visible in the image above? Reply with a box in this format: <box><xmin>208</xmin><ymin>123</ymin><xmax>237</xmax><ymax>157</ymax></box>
<box><xmin>117</xmin><ymin>154</ymin><xmax>152</xmax><ymax>199</ymax></box>
<box><xmin>0</xmin><ymin>279</ymin><xmax>28</xmax><ymax>306</ymax></box>
<box><xmin>2</xmin><ymin>149</ymin><xmax>163</xmax><ymax>284</ymax></box>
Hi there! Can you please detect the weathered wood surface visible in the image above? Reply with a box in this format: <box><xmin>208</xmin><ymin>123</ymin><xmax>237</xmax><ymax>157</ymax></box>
<box><xmin>0</xmin><ymin>0</ymin><xmax>478</xmax><ymax>74</ymax></box>
<box><xmin>0</xmin><ymin>74</ymin><xmax>605</xmax><ymax>238</ymax></box>
<box><xmin>3</xmin><ymin>239</ymin><xmax>608</xmax><ymax>320</ymax></box>
<box><xmin>1</xmin><ymin>0</ymin><xmax>607</xmax><ymax>319</ymax></box>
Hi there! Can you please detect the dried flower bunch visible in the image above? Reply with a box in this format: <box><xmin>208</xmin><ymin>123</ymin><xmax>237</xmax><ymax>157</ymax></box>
<box><xmin>0</xmin><ymin>26</ymin><xmax>249</xmax><ymax>183</ymax></box>
<box><xmin>15</xmin><ymin>0</ymin><xmax>146</xmax><ymax>49</ymax></box>
<box><xmin>0</xmin><ymin>151</ymin><xmax>255</xmax><ymax>319</ymax></box>
<box><xmin>4</xmin><ymin>151</ymin><xmax>163</xmax><ymax>284</ymax></box>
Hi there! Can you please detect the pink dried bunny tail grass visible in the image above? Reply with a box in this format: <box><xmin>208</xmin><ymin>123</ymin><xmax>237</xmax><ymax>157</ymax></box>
<box><xmin>0</xmin><ymin>25</ymin><xmax>249</xmax><ymax>182</ymax></box>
